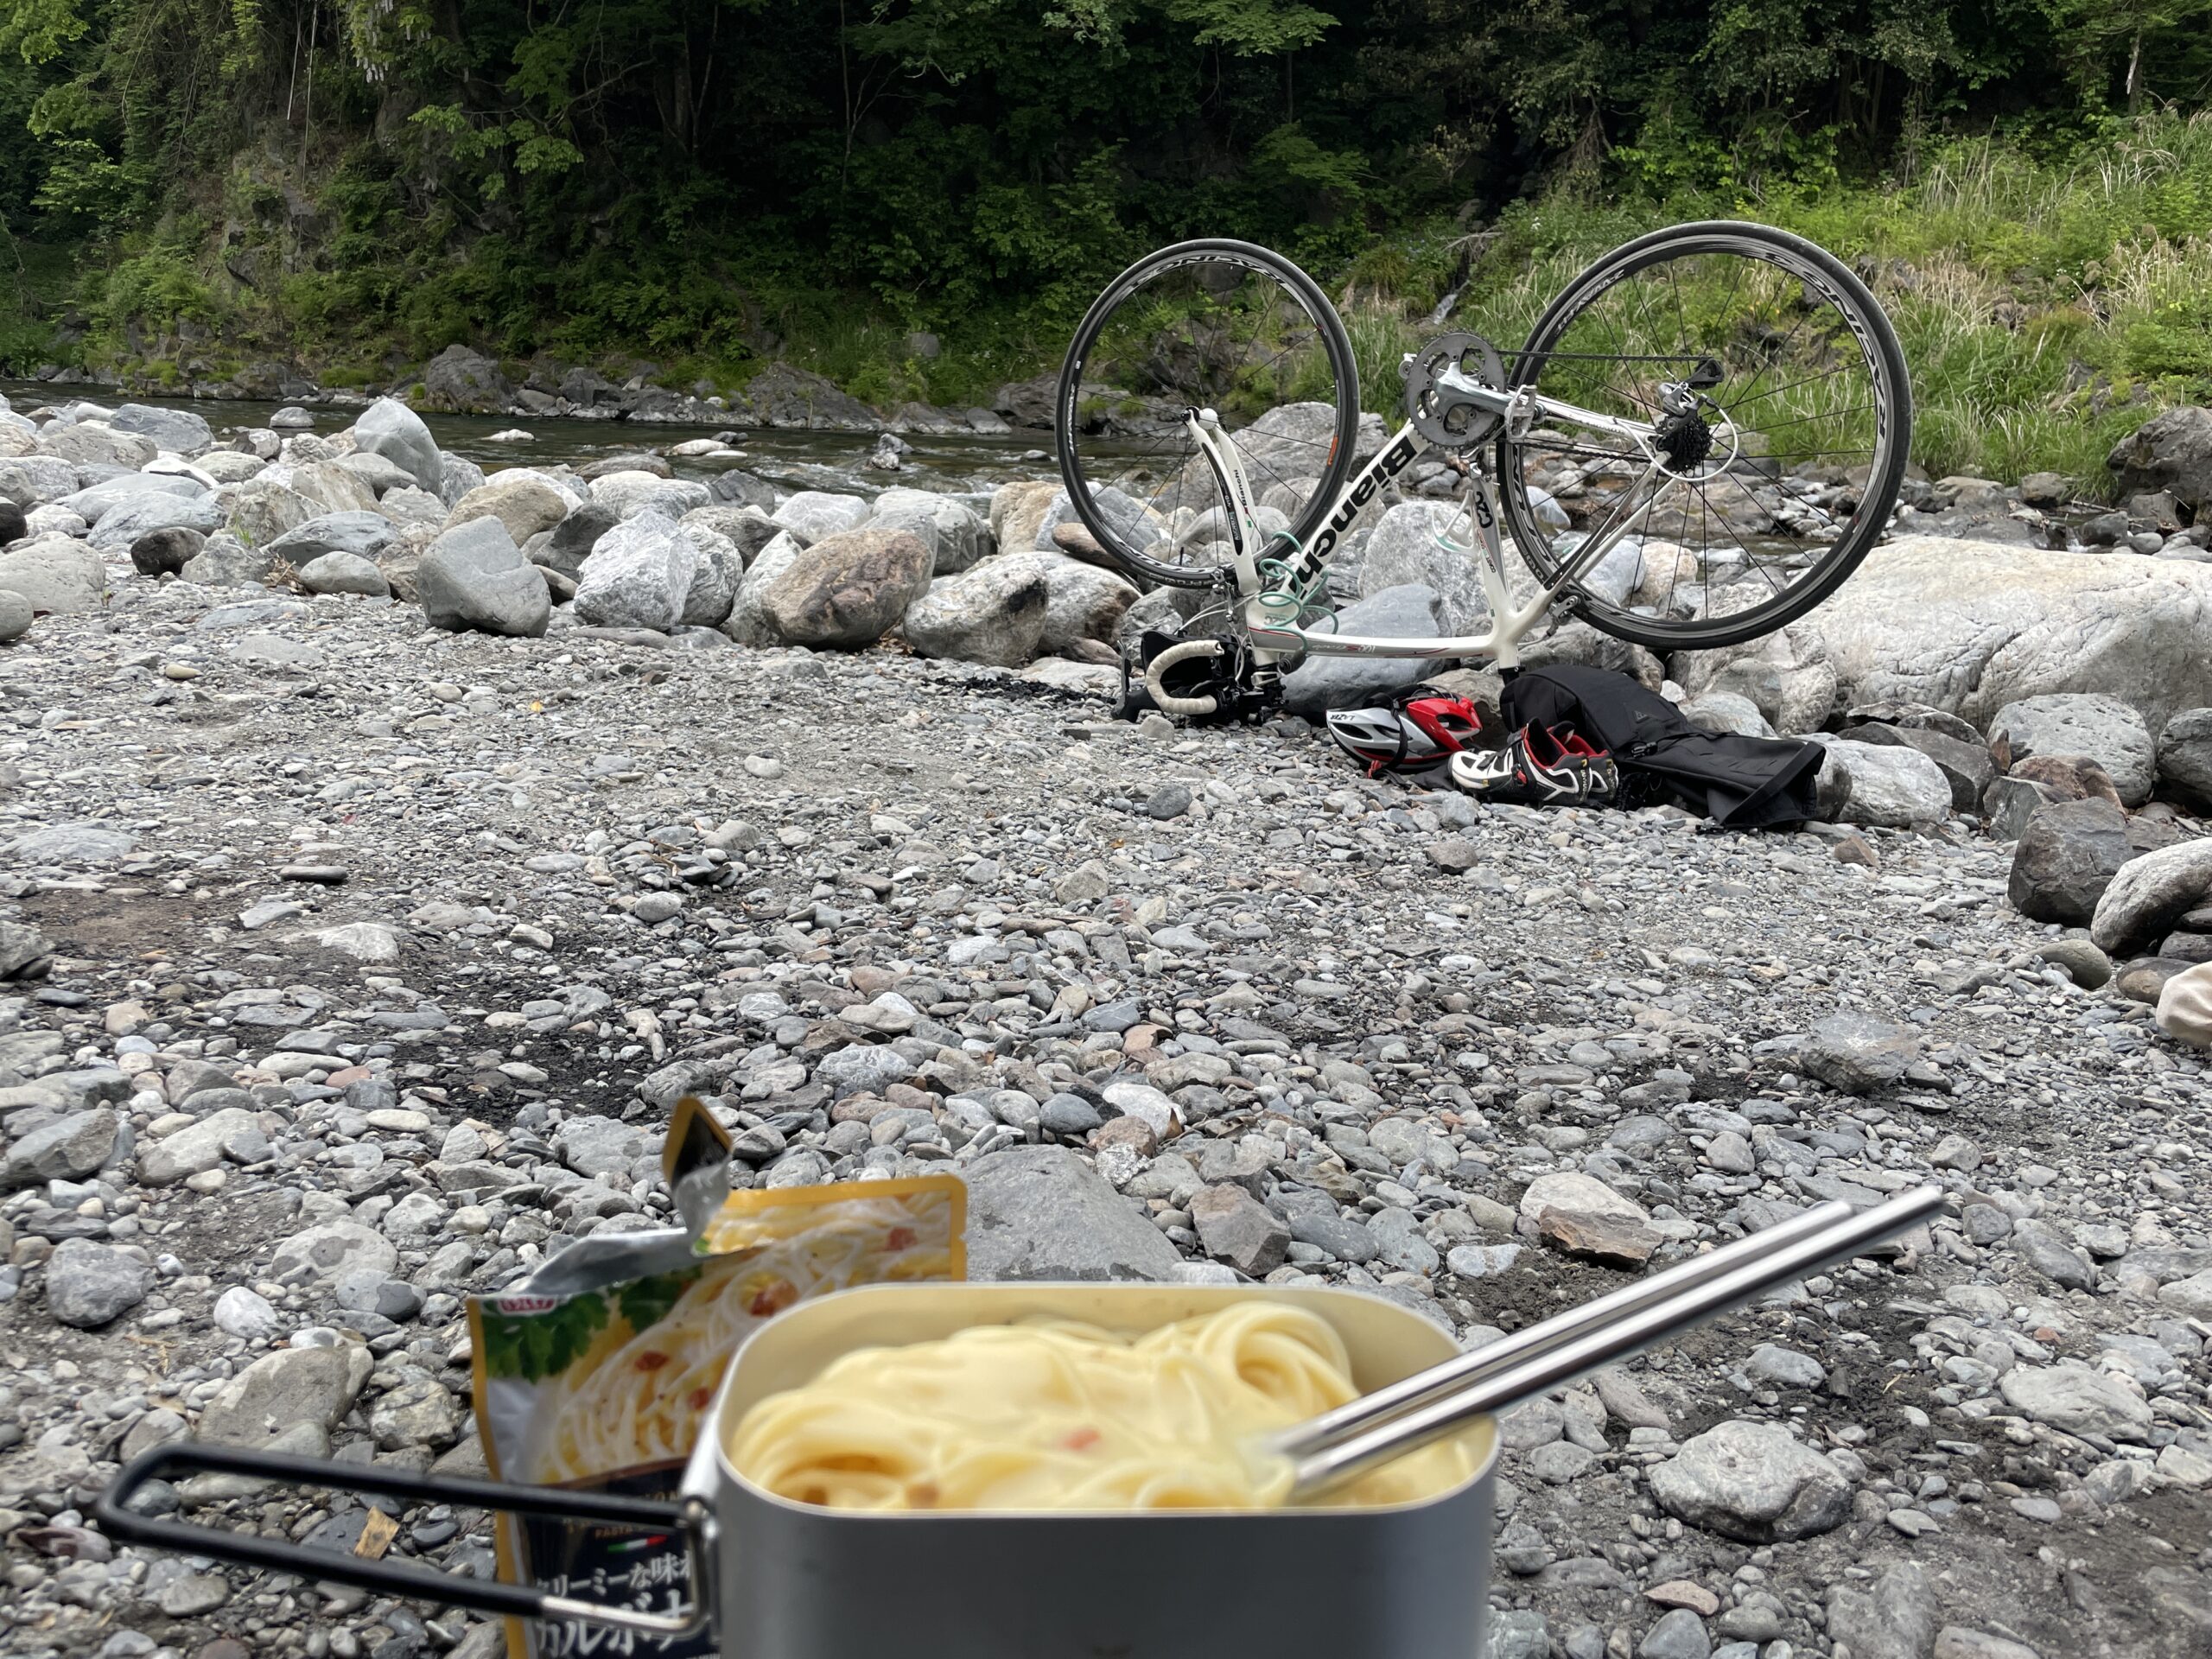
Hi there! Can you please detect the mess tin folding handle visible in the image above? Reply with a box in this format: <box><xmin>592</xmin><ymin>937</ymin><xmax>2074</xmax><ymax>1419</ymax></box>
<box><xmin>94</xmin><ymin>1443</ymin><xmax>714</xmax><ymax>1637</ymax></box>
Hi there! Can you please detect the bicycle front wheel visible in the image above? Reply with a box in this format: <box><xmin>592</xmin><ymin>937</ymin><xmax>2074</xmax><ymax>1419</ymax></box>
<box><xmin>1056</xmin><ymin>239</ymin><xmax>1362</xmax><ymax>589</ymax></box>
<box><xmin>1497</xmin><ymin>220</ymin><xmax>1911</xmax><ymax>652</ymax></box>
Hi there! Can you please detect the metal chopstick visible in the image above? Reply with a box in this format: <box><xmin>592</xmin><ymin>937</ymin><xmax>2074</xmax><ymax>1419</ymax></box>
<box><xmin>1274</xmin><ymin>1184</ymin><xmax>1944</xmax><ymax>1502</ymax></box>
<box><xmin>1269</xmin><ymin>1198</ymin><xmax>1856</xmax><ymax>1464</ymax></box>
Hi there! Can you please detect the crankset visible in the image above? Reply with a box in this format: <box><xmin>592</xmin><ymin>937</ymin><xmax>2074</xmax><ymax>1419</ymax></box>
<box><xmin>1402</xmin><ymin>331</ymin><xmax>1510</xmax><ymax>449</ymax></box>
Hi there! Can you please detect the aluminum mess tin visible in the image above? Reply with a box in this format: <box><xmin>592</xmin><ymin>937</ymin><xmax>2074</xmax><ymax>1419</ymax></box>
<box><xmin>683</xmin><ymin>1281</ymin><xmax>1500</xmax><ymax>1659</ymax></box>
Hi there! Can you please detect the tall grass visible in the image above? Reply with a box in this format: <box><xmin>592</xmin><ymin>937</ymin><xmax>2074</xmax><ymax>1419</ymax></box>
<box><xmin>1341</xmin><ymin>113</ymin><xmax>2212</xmax><ymax>498</ymax></box>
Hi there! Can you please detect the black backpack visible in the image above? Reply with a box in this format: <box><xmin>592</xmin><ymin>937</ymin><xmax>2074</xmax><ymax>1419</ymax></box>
<box><xmin>1500</xmin><ymin>663</ymin><xmax>1822</xmax><ymax>829</ymax></box>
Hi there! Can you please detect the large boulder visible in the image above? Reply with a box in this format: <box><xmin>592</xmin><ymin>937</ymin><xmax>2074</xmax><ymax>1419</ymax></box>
<box><xmin>350</xmin><ymin>397</ymin><xmax>443</xmax><ymax>493</ymax></box>
<box><xmin>420</xmin><ymin>344</ymin><xmax>513</xmax><ymax>414</ymax></box>
<box><xmin>265</xmin><ymin>511</ymin><xmax>398</xmax><ymax>565</ymax></box>
<box><xmin>0</xmin><ymin>455</ymin><xmax>79</xmax><ymax>506</ymax></box>
<box><xmin>1816</xmin><ymin>537</ymin><xmax>2212</xmax><ymax>731</ymax></box>
<box><xmin>741</xmin><ymin>363</ymin><xmax>880</xmax><ymax>429</ymax></box>
<box><xmin>2108</xmin><ymin>405</ymin><xmax>2212</xmax><ymax>512</ymax></box>
<box><xmin>86</xmin><ymin>493</ymin><xmax>225</xmax><ymax>552</ymax></box>
<box><xmin>574</xmin><ymin>510</ymin><xmax>697</xmax><ymax>633</ymax></box>
<box><xmin>59</xmin><ymin>473</ymin><xmax>203</xmax><ymax>523</ymax></box>
<box><xmin>771</xmin><ymin>490</ymin><xmax>871</xmax><ymax>546</ymax></box>
<box><xmin>180</xmin><ymin>532</ymin><xmax>276</xmax><ymax>587</ymax></box>
<box><xmin>588</xmin><ymin>470</ymin><xmax>709</xmax><ymax>521</ymax></box>
<box><xmin>903</xmin><ymin>559</ymin><xmax>1051</xmax><ymax>665</ymax></box>
<box><xmin>1281</xmin><ymin>584</ymin><xmax>1450</xmax><ymax>715</ymax></box>
<box><xmin>681</xmin><ymin>505</ymin><xmax>781</xmax><ymax>567</ymax></box>
<box><xmin>2008</xmin><ymin>798</ymin><xmax>2133</xmax><ymax>924</ymax></box>
<box><xmin>446</xmin><ymin>470</ymin><xmax>571</xmax><ymax>546</ymax></box>
<box><xmin>41</xmin><ymin>421</ymin><xmax>156</xmax><ymax>470</ymax></box>
<box><xmin>334</xmin><ymin>450</ymin><xmax>416</xmax><ymax>495</ymax></box>
<box><xmin>1840</xmin><ymin>721</ymin><xmax>1994</xmax><ymax>813</ymax></box>
<box><xmin>104</xmin><ymin>403</ymin><xmax>213</xmax><ymax>454</ymax></box>
<box><xmin>1357</xmin><ymin>500</ymin><xmax>1516</xmax><ymax>633</ymax></box>
<box><xmin>535</xmin><ymin>502</ymin><xmax>619</xmax><ymax>579</ymax></box>
<box><xmin>990</xmin><ymin>550</ymin><xmax>1139</xmax><ymax>652</ymax></box>
<box><xmin>720</xmin><ymin>531</ymin><xmax>806</xmax><ymax>647</ymax></box>
<box><xmin>0</xmin><ymin>539</ymin><xmax>105</xmax><ymax>613</ymax></box>
<box><xmin>221</xmin><ymin>479</ymin><xmax>319</xmax><ymax>549</ymax></box>
<box><xmin>1810</xmin><ymin>736</ymin><xmax>1951</xmax><ymax>826</ymax></box>
<box><xmin>868</xmin><ymin>486</ymin><xmax>989</xmax><ymax>574</ymax></box>
<box><xmin>681</xmin><ymin>527</ymin><xmax>744</xmax><ymax>627</ymax></box>
<box><xmin>285</xmin><ymin>460</ymin><xmax>379</xmax><ymax>517</ymax></box>
<box><xmin>130</xmin><ymin>527</ymin><xmax>205</xmax><ymax>576</ymax></box>
<box><xmin>1989</xmin><ymin>693</ymin><xmax>2155</xmax><ymax>807</ymax></box>
<box><xmin>298</xmin><ymin>551</ymin><xmax>390</xmax><ymax>598</ymax></box>
<box><xmin>416</xmin><ymin>517</ymin><xmax>550</xmax><ymax>638</ymax></box>
<box><xmin>2091</xmin><ymin>837</ymin><xmax>2212</xmax><ymax>957</ymax></box>
<box><xmin>2154</xmin><ymin>707</ymin><xmax>2212</xmax><ymax>812</ymax></box>
<box><xmin>755</xmin><ymin>526</ymin><xmax>933</xmax><ymax>647</ymax></box>
<box><xmin>963</xmin><ymin>1145</ymin><xmax>1184</xmax><ymax>1281</ymax></box>
<box><xmin>990</xmin><ymin>480</ymin><xmax>1061</xmax><ymax>559</ymax></box>
<box><xmin>1673</xmin><ymin>626</ymin><xmax>1837</xmax><ymax>735</ymax></box>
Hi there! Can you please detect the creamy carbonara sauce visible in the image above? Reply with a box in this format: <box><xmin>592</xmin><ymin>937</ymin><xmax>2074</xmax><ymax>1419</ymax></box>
<box><xmin>726</xmin><ymin>1302</ymin><xmax>1480</xmax><ymax>1511</ymax></box>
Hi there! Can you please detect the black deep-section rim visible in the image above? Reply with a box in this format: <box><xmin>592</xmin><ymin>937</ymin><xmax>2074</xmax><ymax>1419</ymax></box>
<box><xmin>1496</xmin><ymin>220</ymin><xmax>1912</xmax><ymax>653</ymax></box>
<box><xmin>1056</xmin><ymin>238</ymin><xmax>1363</xmax><ymax>589</ymax></box>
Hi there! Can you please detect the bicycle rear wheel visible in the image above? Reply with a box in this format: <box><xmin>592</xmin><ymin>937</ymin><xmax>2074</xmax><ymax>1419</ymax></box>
<box><xmin>1056</xmin><ymin>239</ymin><xmax>1362</xmax><ymax>589</ymax></box>
<box><xmin>1497</xmin><ymin>220</ymin><xmax>1911</xmax><ymax>652</ymax></box>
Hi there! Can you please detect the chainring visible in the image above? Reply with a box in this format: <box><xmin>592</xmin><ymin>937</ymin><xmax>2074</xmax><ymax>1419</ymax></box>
<box><xmin>1402</xmin><ymin>331</ymin><xmax>1510</xmax><ymax>449</ymax></box>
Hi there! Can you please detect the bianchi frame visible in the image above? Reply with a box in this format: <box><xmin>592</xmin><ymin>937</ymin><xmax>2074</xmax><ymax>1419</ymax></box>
<box><xmin>1138</xmin><ymin>371</ymin><xmax>1734</xmax><ymax>720</ymax></box>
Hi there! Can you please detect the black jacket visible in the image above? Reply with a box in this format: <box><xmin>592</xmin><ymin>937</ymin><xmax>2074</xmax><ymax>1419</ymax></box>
<box><xmin>1501</xmin><ymin>663</ymin><xmax>1822</xmax><ymax>829</ymax></box>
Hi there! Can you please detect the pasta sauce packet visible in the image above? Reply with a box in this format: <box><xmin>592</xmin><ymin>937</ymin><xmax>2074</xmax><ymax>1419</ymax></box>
<box><xmin>468</xmin><ymin>1099</ymin><xmax>966</xmax><ymax>1656</ymax></box>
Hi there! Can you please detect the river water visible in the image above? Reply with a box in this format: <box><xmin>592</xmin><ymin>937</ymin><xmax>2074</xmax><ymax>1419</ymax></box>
<box><xmin>0</xmin><ymin>380</ymin><xmax>1058</xmax><ymax>498</ymax></box>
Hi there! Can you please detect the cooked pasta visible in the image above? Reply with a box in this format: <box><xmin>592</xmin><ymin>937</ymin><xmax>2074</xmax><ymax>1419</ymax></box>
<box><xmin>725</xmin><ymin>1302</ymin><xmax>1479</xmax><ymax>1512</ymax></box>
<box><xmin>521</xmin><ymin>1187</ymin><xmax>959</xmax><ymax>1482</ymax></box>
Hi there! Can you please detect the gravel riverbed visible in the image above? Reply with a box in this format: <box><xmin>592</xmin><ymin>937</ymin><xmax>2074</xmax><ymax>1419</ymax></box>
<box><xmin>1</xmin><ymin>557</ymin><xmax>2209</xmax><ymax>1659</ymax></box>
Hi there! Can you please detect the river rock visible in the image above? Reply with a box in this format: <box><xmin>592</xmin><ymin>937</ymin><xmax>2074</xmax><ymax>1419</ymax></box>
<box><xmin>1281</xmin><ymin>584</ymin><xmax>1450</xmax><ymax>715</ymax></box>
<box><xmin>1809</xmin><ymin>736</ymin><xmax>1951</xmax><ymax>826</ymax></box>
<box><xmin>180</xmin><ymin>531</ymin><xmax>276</xmax><ymax>587</ymax></box>
<box><xmin>868</xmin><ymin>486</ymin><xmax>990</xmax><ymax>574</ymax></box>
<box><xmin>536</xmin><ymin>502</ymin><xmax>619</xmax><ymax>578</ymax></box>
<box><xmin>987</xmin><ymin>550</ymin><xmax>1139</xmax><ymax>652</ymax></box>
<box><xmin>416</xmin><ymin>517</ymin><xmax>550</xmax><ymax>638</ymax></box>
<box><xmin>270</xmin><ymin>1220</ymin><xmax>399</xmax><ymax>1285</ymax></box>
<box><xmin>1673</xmin><ymin>626</ymin><xmax>1837</xmax><ymax>735</ymax></box>
<box><xmin>130</xmin><ymin>526</ymin><xmax>205</xmax><ymax>577</ymax></box>
<box><xmin>421</xmin><ymin>344</ymin><xmax>513</xmax><ymax>414</ymax></box>
<box><xmin>1357</xmin><ymin>500</ymin><xmax>1510</xmax><ymax>632</ymax></box>
<box><xmin>1519</xmin><ymin>1170</ymin><xmax>1657</xmax><ymax>1265</ymax></box>
<box><xmin>0</xmin><ymin>539</ymin><xmax>105</xmax><ymax>613</ymax></box>
<box><xmin>2107</xmin><ymin>404</ymin><xmax>2212</xmax><ymax>511</ymax></box>
<box><xmin>334</xmin><ymin>449</ymin><xmax>416</xmax><ymax>495</ymax></box>
<box><xmin>0</xmin><ymin>454</ymin><xmax>79</xmax><ymax>505</ymax></box>
<box><xmin>195</xmin><ymin>1344</ymin><xmax>374</xmax><ymax>1451</ymax></box>
<box><xmin>2089</xmin><ymin>836</ymin><xmax>2212</xmax><ymax>956</ymax></box>
<box><xmin>0</xmin><ymin>588</ymin><xmax>29</xmax><ymax>642</ymax></box>
<box><xmin>351</xmin><ymin>397</ymin><xmax>444</xmax><ymax>493</ymax></box>
<box><xmin>1681</xmin><ymin>691</ymin><xmax>1774</xmax><ymax>737</ymax></box>
<box><xmin>1649</xmin><ymin>1421</ymin><xmax>1853</xmax><ymax>1541</ymax></box>
<box><xmin>1826</xmin><ymin>1563</ymin><xmax>1937</xmax><ymax>1659</ymax></box>
<box><xmin>59</xmin><ymin>472</ymin><xmax>203</xmax><ymax>522</ymax></box>
<box><xmin>1802</xmin><ymin>1011</ymin><xmax>1919</xmax><ymax>1093</ymax></box>
<box><xmin>266</xmin><ymin>511</ymin><xmax>398</xmax><ymax>564</ymax></box>
<box><xmin>1188</xmin><ymin>1182</ymin><xmax>1291</xmax><ymax>1275</ymax></box>
<box><xmin>1989</xmin><ymin>693</ymin><xmax>2155</xmax><ymax>806</ymax></box>
<box><xmin>298</xmin><ymin>551</ymin><xmax>390</xmax><ymax>598</ymax></box>
<box><xmin>105</xmin><ymin>402</ymin><xmax>213</xmax><ymax>454</ymax></box>
<box><xmin>86</xmin><ymin>492</ymin><xmax>223</xmax><ymax>552</ymax></box>
<box><xmin>680</xmin><ymin>526</ymin><xmax>743</xmax><ymax>627</ymax></box>
<box><xmin>575</xmin><ymin>510</ymin><xmax>697</xmax><ymax>632</ymax></box>
<box><xmin>137</xmin><ymin>1106</ymin><xmax>266</xmax><ymax>1183</ymax></box>
<box><xmin>964</xmin><ymin>1144</ymin><xmax>1185</xmax><ymax>1281</ymax></box>
<box><xmin>1816</xmin><ymin>537</ymin><xmax>2212</xmax><ymax>730</ymax></box>
<box><xmin>706</xmin><ymin>469</ymin><xmax>778</xmax><ymax>511</ymax></box>
<box><xmin>44</xmin><ymin>1239</ymin><xmax>151</xmax><ymax>1328</ymax></box>
<box><xmin>2007</xmin><ymin>798</ymin><xmax>2133</xmax><ymax>924</ymax></box>
<box><xmin>221</xmin><ymin>478</ymin><xmax>319</xmax><ymax>548</ymax></box>
<box><xmin>588</xmin><ymin>469</ymin><xmax>707</xmax><ymax>521</ymax></box>
<box><xmin>448</xmin><ymin>470</ymin><xmax>572</xmax><ymax>546</ymax></box>
<box><xmin>772</xmin><ymin>490</ymin><xmax>873</xmax><ymax>546</ymax></box>
<box><xmin>41</xmin><ymin>419</ymin><xmax>156</xmax><ymax>470</ymax></box>
<box><xmin>2153</xmin><ymin>706</ymin><xmax>2212</xmax><ymax>810</ymax></box>
<box><xmin>3</xmin><ymin>1105</ymin><xmax>119</xmax><ymax>1186</ymax></box>
<box><xmin>284</xmin><ymin>460</ymin><xmax>379</xmax><ymax>517</ymax></box>
<box><xmin>756</xmin><ymin>525</ymin><xmax>932</xmax><ymax>648</ymax></box>
<box><xmin>1998</xmin><ymin>1364</ymin><xmax>2153</xmax><ymax>1440</ymax></box>
<box><xmin>1842</xmin><ymin>721</ymin><xmax>1994</xmax><ymax>812</ymax></box>
<box><xmin>903</xmin><ymin>559</ymin><xmax>1050</xmax><ymax>666</ymax></box>
<box><xmin>681</xmin><ymin>505</ymin><xmax>781</xmax><ymax>567</ymax></box>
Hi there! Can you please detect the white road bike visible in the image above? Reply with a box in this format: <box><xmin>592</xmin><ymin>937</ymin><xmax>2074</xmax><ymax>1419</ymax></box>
<box><xmin>1053</xmin><ymin>222</ymin><xmax>1910</xmax><ymax>722</ymax></box>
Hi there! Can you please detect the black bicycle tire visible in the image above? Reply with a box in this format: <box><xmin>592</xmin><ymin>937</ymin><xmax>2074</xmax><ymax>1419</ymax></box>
<box><xmin>1056</xmin><ymin>238</ymin><xmax>1362</xmax><ymax>590</ymax></box>
<box><xmin>1496</xmin><ymin>220</ymin><xmax>1912</xmax><ymax>652</ymax></box>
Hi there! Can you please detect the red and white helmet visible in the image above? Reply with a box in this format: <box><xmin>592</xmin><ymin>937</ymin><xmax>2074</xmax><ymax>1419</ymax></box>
<box><xmin>1325</xmin><ymin>694</ymin><xmax>1483</xmax><ymax>775</ymax></box>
